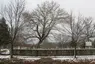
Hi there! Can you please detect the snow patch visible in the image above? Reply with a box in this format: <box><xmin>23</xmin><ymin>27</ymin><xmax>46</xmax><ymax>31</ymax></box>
<box><xmin>0</xmin><ymin>55</ymin><xmax>95</xmax><ymax>61</ymax></box>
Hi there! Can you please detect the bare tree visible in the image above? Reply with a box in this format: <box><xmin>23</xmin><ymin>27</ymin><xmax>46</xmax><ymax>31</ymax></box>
<box><xmin>0</xmin><ymin>0</ymin><xmax>25</xmax><ymax>58</ymax></box>
<box><xmin>23</xmin><ymin>1</ymin><xmax>68</xmax><ymax>48</ymax></box>
<box><xmin>83</xmin><ymin>17</ymin><xmax>95</xmax><ymax>41</ymax></box>
<box><xmin>61</xmin><ymin>12</ymin><xmax>86</xmax><ymax>58</ymax></box>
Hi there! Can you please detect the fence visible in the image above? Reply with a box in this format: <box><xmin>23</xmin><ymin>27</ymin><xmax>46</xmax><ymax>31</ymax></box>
<box><xmin>13</xmin><ymin>48</ymin><xmax>95</xmax><ymax>56</ymax></box>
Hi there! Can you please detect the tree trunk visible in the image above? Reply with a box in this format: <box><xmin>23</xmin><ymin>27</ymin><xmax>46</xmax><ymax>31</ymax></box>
<box><xmin>36</xmin><ymin>40</ymin><xmax>43</xmax><ymax>56</ymax></box>
<box><xmin>36</xmin><ymin>42</ymin><xmax>40</xmax><ymax>56</ymax></box>
<box><xmin>10</xmin><ymin>42</ymin><xmax>13</xmax><ymax>59</ymax></box>
<box><xmin>74</xmin><ymin>46</ymin><xmax>76</xmax><ymax>58</ymax></box>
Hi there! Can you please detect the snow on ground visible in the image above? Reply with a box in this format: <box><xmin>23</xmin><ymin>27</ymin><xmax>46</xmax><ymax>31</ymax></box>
<box><xmin>1</xmin><ymin>55</ymin><xmax>95</xmax><ymax>61</ymax></box>
<box><xmin>52</xmin><ymin>55</ymin><xmax>95</xmax><ymax>61</ymax></box>
<box><xmin>0</xmin><ymin>55</ymin><xmax>10</xmax><ymax>59</ymax></box>
<box><xmin>16</xmin><ymin>56</ymin><xmax>40</xmax><ymax>61</ymax></box>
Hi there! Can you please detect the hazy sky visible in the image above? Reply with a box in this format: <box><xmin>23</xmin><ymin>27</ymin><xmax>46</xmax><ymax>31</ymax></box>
<box><xmin>0</xmin><ymin>0</ymin><xmax>95</xmax><ymax>19</ymax></box>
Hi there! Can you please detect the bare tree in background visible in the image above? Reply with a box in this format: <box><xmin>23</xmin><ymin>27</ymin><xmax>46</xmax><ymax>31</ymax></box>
<box><xmin>61</xmin><ymin>13</ymin><xmax>86</xmax><ymax>58</ymax></box>
<box><xmin>0</xmin><ymin>0</ymin><xmax>25</xmax><ymax>58</ymax></box>
<box><xmin>23</xmin><ymin>1</ymin><xmax>68</xmax><ymax>48</ymax></box>
<box><xmin>83</xmin><ymin>17</ymin><xmax>95</xmax><ymax>41</ymax></box>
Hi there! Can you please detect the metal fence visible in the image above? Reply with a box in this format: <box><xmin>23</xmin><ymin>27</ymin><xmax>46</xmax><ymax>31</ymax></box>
<box><xmin>13</xmin><ymin>48</ymin><xmax>95</xmax><ymax>56</ymax></box>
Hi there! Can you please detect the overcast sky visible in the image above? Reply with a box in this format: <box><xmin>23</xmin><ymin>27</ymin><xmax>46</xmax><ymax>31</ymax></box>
<box><xmin>0</xmin><ymin>0</ymin><xmax>95</xmax><ymax>19</ymax></box>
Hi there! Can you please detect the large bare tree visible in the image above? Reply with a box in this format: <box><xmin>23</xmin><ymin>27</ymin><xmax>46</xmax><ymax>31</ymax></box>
<box><xmin>23</xmin><ymin>1</ymin><xmax>68</xmax><ymax>48</ymax></box>
<box><xmin>0</xmin><ymin>0</ymin><xmax>25</xmax><ymax>58</ymax></box>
